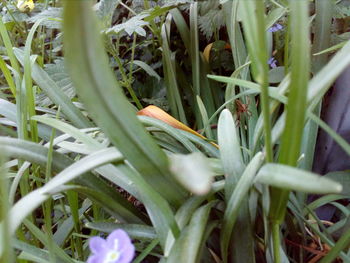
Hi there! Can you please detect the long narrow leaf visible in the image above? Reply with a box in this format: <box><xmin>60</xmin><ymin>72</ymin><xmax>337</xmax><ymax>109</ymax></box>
<box><xmin>220</xmin><ymin>152</ymin><xmax>264</xmax><ymax>262</ymax></box>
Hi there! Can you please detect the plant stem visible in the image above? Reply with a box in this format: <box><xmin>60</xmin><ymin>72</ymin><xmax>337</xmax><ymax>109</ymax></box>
<box><xmin>127</xmin><ymin>33</ymin><xmax>143</xmax><ymax>110</ymax></box>
<box><xmin>272</xmin><ymin>222</ymin><xmax>281</xmax><ymax>263</ymax></box>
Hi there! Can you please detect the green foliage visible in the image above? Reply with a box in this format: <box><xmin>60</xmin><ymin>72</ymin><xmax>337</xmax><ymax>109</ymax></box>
<box><xmin>0</xmin><ymin>0</ymin><xmax>350</xmax><ymax>262</ymax></box>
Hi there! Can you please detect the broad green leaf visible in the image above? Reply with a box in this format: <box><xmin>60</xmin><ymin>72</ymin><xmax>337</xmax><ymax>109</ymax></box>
<box><xmin>27</xmin><ymin>8</ymin><xmax>62</xmax><ymax>29</ymax></box>
<box><xmin>37</xmin><ymin>59</ymin><xmax>75</xmax><ymax>106</ymax></box>
<box><xmin>218</xmin><ymin>109</ymin><xmax>245</xmax><ymax>195</ymax></box>
<box><xmin>95</xmin><ymin>0</ymin><xmax>118</xmax><ymax>28</ymax></box>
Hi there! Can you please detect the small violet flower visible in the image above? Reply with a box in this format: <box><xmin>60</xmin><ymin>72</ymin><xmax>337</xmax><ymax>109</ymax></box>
<box><xmin>268</xmin><ymin>23</ymin><xmax>283</xmax><ymax>33</ymax></box>
<box><xmin>268</xmin><ymin>57</ymin><xmax>277</xmax><ymax>68</ymax></box>
<box><xmin>88</xmin><ymin>229</ymin><xmax>135</xmax><ymax>263</ymax></box>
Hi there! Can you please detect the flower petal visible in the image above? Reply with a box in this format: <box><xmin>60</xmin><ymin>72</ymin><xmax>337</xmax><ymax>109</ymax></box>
<box><xmin>87</xmin><ymin>254</ymin><xmax>102</xmax><ymax>263</ymax></box>
<box><xmin>106</xmin><ymin>230</ymin><xmax>132</xmax><ymax>250</ymax></box>
<box><xmin>89</xmin><ymin>236</ymin><xmax>106</xmax><ymax>254</ymax></box>
<box><xmin>119</xmin><ymin>243</ymin><xmax>135</xmax><ymax>263</ymax></box>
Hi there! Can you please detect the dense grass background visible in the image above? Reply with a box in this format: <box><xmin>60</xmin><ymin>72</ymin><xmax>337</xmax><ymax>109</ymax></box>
<box><xmin>0</xmin><ymin>0</ymin><xmax>350</xmax><ymax>262</ymax></box>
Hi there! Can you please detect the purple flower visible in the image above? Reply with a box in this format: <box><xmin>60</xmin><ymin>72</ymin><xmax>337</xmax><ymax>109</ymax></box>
<box><xmin>87</xmin><ymin>229</ymin><xmax>135</xmax><ymax>263</ymax></box>
<box><xmin>268</xmin><ymin>23</ymin><xmax>283</xmax><ymax>33</ymax></box>
<box><xmin>268</xmin><ymin>57</ymin><xmax>277</xmax><ymax>68</ymax></box>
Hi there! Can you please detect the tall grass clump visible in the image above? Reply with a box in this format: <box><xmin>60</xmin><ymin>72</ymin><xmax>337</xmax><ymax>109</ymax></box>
<box><xmin>0</xmin><ymin>0</ymin><xmax>350</xmax><ymax>262</ymax></box>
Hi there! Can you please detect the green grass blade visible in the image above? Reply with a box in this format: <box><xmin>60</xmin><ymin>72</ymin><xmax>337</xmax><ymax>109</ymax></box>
<box><xmin>256</xmin><ymin>164</ymin><xmax>342</xmax><ymax>194</ymax></box>
<box><xmin>24</xmin><ymin>18</ymin><xmax>47</xmax><ymax>142</ymax></box>
<box><xmin>197</xmin><ymin>96</ymin><xmax>213</xmax><ymax>140</ymax></box>
<box><xmin>270</xmin><ymin>0</ymin><xmax>310</xmax><ymax>222</ymax></box>
<box><xmin>167</xmin><ymin>201</ymin><xmax>217</xmax><ymax>263</ymax></box>
<box><xmin>170</xmin><ymin>8</ymin><xmax>190</xmax><ymax>54</ymax></box>
<box><xmin>308</xmin><ymin>112</ymin><xmax>350</xmax><ymax>156</ymax></box>
<box><xmin>0</xmin><ymin>153</ymin><xmax>12</xmax><ymax>261</ymax></box>
<box><xmin>267</xmin><ymin>2</ymin><xmax>310</xmax><ymax>261</ymax></box>
<box><xmin>161</xmin><ymin>15</ymin><xmax>188</xmax><ymax>125</ymax></box>
<box><xmin>0</xmin><ymin>17</ymin><xmax>21</xmax><ymax>95</ymax></box>
<box><xmin>190</xmin><ymin>3</ymin><xmax>200</xmax><ymax>97</ymax></box>
<box><xmin>0</xmin><ymin>56</ymin><xmax>16</xmax><ymax>97</ymax></box>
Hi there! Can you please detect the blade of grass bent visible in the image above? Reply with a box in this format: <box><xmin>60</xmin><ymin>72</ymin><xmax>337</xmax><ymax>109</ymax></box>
<box><xmin>63</xmin><ymin>0</ymin><xmax>186</xmax><ymax>205</ymax></box>
<box><xmin>0</xmin><ymin>17</ymin><xmax>21</xmax><ymax>98</ymax></box>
